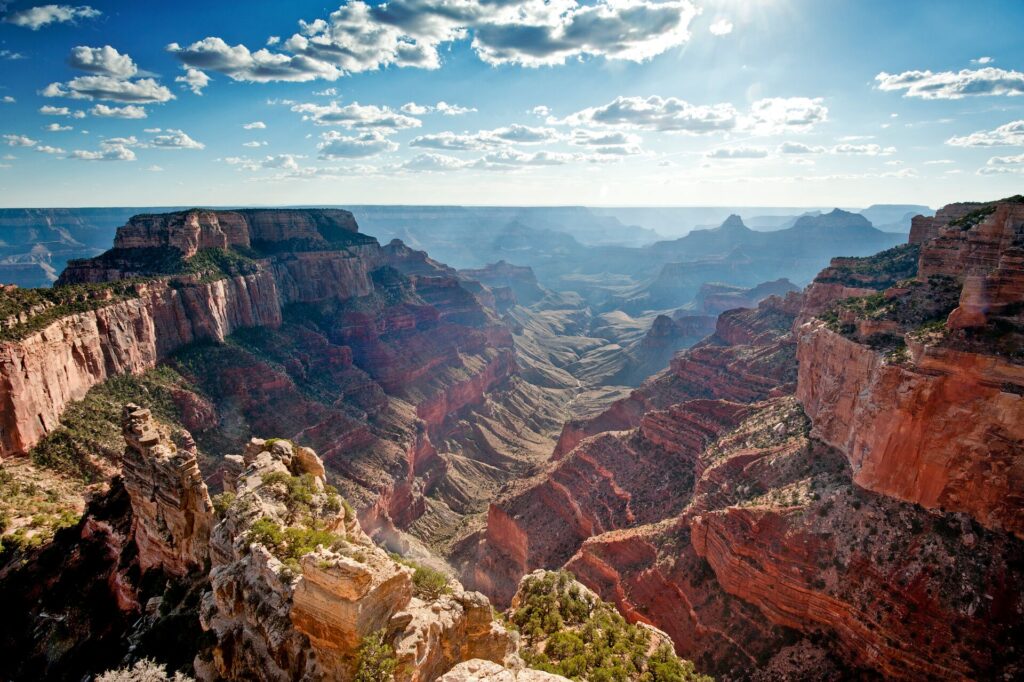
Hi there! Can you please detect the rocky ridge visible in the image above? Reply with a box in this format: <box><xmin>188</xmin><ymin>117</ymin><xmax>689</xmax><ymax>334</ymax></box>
<box><xmin>459</xmin><ymin>196</ymin><xmax>1024</xmax><ymax>680</ymax></box>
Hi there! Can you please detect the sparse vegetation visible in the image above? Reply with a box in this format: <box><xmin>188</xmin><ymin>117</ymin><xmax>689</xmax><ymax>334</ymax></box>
<box><xmin>95</xmin><ymin>658</ymin><xmax>195</xmax><ymax>682</ymax></box>
<box><xmin>814</xmin><ymin>243</ymin><xmax>920</xmax><ymax>289</ymax></box>
<box><xmin>391</xmin><ymin>554</ymin><xmax>452</xmax><ymax>600</ymax></box>
<box><xmin>246</xmin><ymin>516</ymin><xmax>341</xmax><ymax>572</ymax></box>
<box><xmin>353</xmin><ymin>629</ymin><xmax>398</xmax><ymax>682</ymax></box>
<box><xmin>511</xmin><ymin>571</ymin><xmax>712</xmax><ymax>681</ymax></box>
<box><xmin>0</xmin><ymin>279</ymin><xmax>143</xmax><ymax>342</ymax></box>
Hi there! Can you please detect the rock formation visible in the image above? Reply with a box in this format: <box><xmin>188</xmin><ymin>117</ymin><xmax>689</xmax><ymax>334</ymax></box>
<box><xmin>121</xmin><ymin>404</ymin><xmax>213</xmax><ymax>576</ymax></box>
<box><xmin>460</xmin><ymin>196</ymin><xmax>1024</xmax><ymax>680</ymax></box>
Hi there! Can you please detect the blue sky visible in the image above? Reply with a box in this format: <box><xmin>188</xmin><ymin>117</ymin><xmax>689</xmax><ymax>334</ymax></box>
<box><xmin>1</xmin><ymin>0</ymin><xmax>1022</xmax><ymax>208</ymax></box>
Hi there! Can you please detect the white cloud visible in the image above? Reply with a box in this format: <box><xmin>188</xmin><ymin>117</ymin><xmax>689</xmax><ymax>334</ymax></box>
<box><xmin>290</xmin><ymin>100</ymin><xmax>421</xmax><ymax>130</ymax></box>
<box><xmin>409</xmin><ymin>124</ymin><xmax>560</xmax><ymax>151</ymax></box>
<box><xmin>400</xmin><ymin>101</ymin><xmax>475</xmax><ymax>116</ymax></box>
<box><xmin>744</xmin><ymin>97</ymin><xmax>828</xmax><ymax>133</ymax></box>
<box><xmin>4</xmin><ymin>4</ymin><xmax>100</xmax><ymax>30</ymax></box>
<box><xmin>923</xmin><ymin>159</ymin><xmax>954</xmax><ymax>165</ymax></box>
<box><xmin>3</xmin><ymin>134</ymin><xmax>37</xmax><ymax>147</ymax></box>
<box><xmin>149</xmin><ymin>128</ymin><xmax>205</xmax><ymax>149</ymax></box>
<box><xmin>71</xmin><ymin>144</ymin><xmax>135</xmax><ymax>161</ymax></box>
<box><xmin>570</xmin><ymin>129</ymin><xmax>641</xmax><ymax>147</ymax></box>
<box><xmin>318</xmin><ymin>130</ymin><xmax>398</xmax><ymax>158</ymax></box>
<box><xmin>946</xmin><ymin>120</ymin><xmax>1024</xmax><ymax>147</ymax></box>
<box><xmin>2</xmin><ymin>95</ymin><xmax>15</xmax><ymax>103</ymax></box>
<box><xmin>778</xmin><ymin>141</ymin><xmax>825</xmax><ymax>154</ymax></box>
<box><xmin>38</xmin><ymin>105</ymin><xmax>85</xmax><ymax>118</ymax></box>
<box><xmin>436</xmin><ymin>101</ymin><xmax>475</xmax><ymax>116</ymax></box>
<box><xmin>530</xmin><ymin>105</ymin><xmax>551</xmax><ymax>117</ymax></box>
<box><xmin>44</xmin><ymin>123</ymin><xmax>72</xmax><ymax>131</ymax></box>
<box><xmin>475</xmin><ymin>149</ymin><xmax>576</xmax><ymax>169</ymax></box>
<box><xmin>831</xmin><ymin>143</ymin><xmax>895</xmax><ymax>155</ymax></box>
<box><xmin>91</xmin><ymin>103</ymin><xmax>147</xmax><ymax>118</ymax></box>
<box><xmin>35</xmin><ymin>144</ymin><xmax>65</xmax><ymax>154</ymax></box>
<box><xmin>0</xmin><ymin>49</ymin><xmax>26</xmax><ymax>60</ymax></box>
<box><xmin>167</xmin><ymin>37</ymin><xmax>342</xmax><ymax>83</ymax></box>
<box><xmin>562</xmin><ymin>95</ymin><xmax>738</xmax><ymax>133</ymax></box>
<box><xmin>705</xmin><ymin>146</ymin><xmax>769</xmax><ymax>159</ymax></box>
<box><xmin>176</xmin><ymin>68</ymin><xmax>210</xmax><ymax>95</ymax></box>
<box><xmin>68</xmin><ymin>45</ymin><xmax>138</xmax><ymax>77</ymax></box>
<box><xmin>876</xmin><ymin>67</ymin><xmax>1024</xmax><ymax>99</ymax></box>
<box><xmin>243</xmin><ymin>121</ymin><xmax>266</xmax><ymax>129</ymax></box>
<box><xmin>400</xmin><ymin>102</ymin><xmax>431</xmax><ymax>116</ymax></box>
<box><xmin>971</xmin><ymin>57</ymin><xmax>993</xmax><ymax>65</ymax></box>
<box><xmin>313</xmin><ymin>87</ymin><xmax>337</xmax><ymax>97</ymax></box>
<box><xmin>168</xmin><ymin>0</ymin><xmax>698</xmax><ymax>86</ymax></box>
<box><xmin>984</xmin><ymin>152</ymin><xmax>1024</xmax><ymax>167</ymax></box>
<box><xmin>243</xmin><ymin>141</ymin><xmax>268</xmax><ymax>147</ymax></box>
<box><xmin>401</xmin><ymin>152</ymin><xmax>473</xmax><ymax>171</ymax></box>
<box><xmin>709</xmin><ymin>18</ymin><xmax>733</xmax><ymax>36</ymax></box>
<box><xmin>266</xmin><ymin>36</ymin><xmax>281</xmax><ymax>46</ymax></box>
<box><xmin>42</xmin><ymin>75</ymin><xmax>174</xmax><ymax>103</ymax></box>
<box><xmin>146</xmin><ymin>164</ymin><xmax>164</xmax><ymax>171</ymax></box>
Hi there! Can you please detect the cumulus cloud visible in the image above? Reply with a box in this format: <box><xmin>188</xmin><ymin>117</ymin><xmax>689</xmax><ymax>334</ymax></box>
<box><xmin>44</xmin><ymin>123</ymin><xmax>72</xmax><ymax>131</ymax></box>
<box><xmin>709</xmin><ymin>18</ymin><xmax>733</xmax><ymax>36</ymax></box>
<box><xmin>39</xmin><ymin>105</ymin><xmax>85</xmax><ymax>117</ymax></box>
<box><xmin>91</xmin><ymin>103</ymin><xmax>147</xmax><ymax>118</ymax></box>
<box><xmin>1</xmin><ymin>95</ymin><xmax>13</xmax><ymax>103</ymax></box>
<box><xmin>290</xmin><ymin>100</ymin><xmax>421</xmax><ymax>130</ymax></box>
<box><xmin>168</xmin><ymin>0</ymin><xmax>698</xmax><ymax>88</ymax></box>
<box><xmin>41</xmin><ymin>75</ymin><xmax>174</xmax><ymax>103</ymax></box>
<box><xmin>4</xmin><ymin>4</ymin><xmax>100</xmax><ymax>30</ymax></box>
<box><xmin>71</xmin><ymin>141</ymin><xmax>136</xmax><ymax>161</ymax></box>
<box><xmin>778</xmin><ymin>141</ymin><xmax>825</xmax><ymax>154</ymax></box>
<box><xmin>68</xmin><ymin>45</ymin><xmax>138</xmax><ymax>77</ymax></box>
<box><xmin>313</xmin><ymin>87</ymin><xmax>337</xmax><ymax>97</ymax></box>
<box><xmin>560</xmin><ymin>95</ymin><xmax>826</xmax><ymax>136</ymax></box>
<box><xmin>318</xmin><ymin>130</ymin><xmax>398</xmax><ymax>158</ymax></box>
<box><xmin>875</xmin><ymin>67</ymin><xmax>1024</xmax><ymax>99</ymax></box>
<box><xmin>400</xmin><ymin>152</ymin><xmax>472</xmax><ymax>172</ymax></box>
<box><xmin>176</xmin><ymin>68</ymin><xmax>210</xmax><ymax>95</ymax></box>
<box><xmin>946</xmin><ymin>120</ymin><xmax>1024</xmax><ymax>147</ymax></box>
<box><xmin>475</xmin><ymin>149</ymin><xmax>576</xmax><ymax>169</ymax></box>
<box><xmin>35</xmin><ymin>144</ymin><xmax>65</xmax><ymax>154</ymax></box>
<box><xmin>409</xmin><ymin>124</ymin><xmax>560</xmax><ymax>151</ymax></box>
<box><xmin>409</xmin><ymin>131</ymin><xmax>490</xmax><ymax>151</ymax></box>
<box><xmin>243</xmin><ymin>121</ymin><xmax>267</xmax><ymax>129</ymax></box>
<box><xmin>983</xmin><ymin>152</ymin><xmax>1024</xmax><ymax>168</ymax></box>
<box><xmin>562</xmin><ymin>95</ymin><xmax>738</xmax><ymax>133</ymax></box>
<box><xmin>570</xmin><ymin>129</ymin><xmax>641</xmax><ymax>146</ymax></box>
<box><xmin>3</xmin><ymin>134</ymin><xmax>37</xmax><ymax>147</ymax></box>
<box><xmin>705</xmin><ymin>146</ymin><xmax>769</xmax><ymax>159</ymax></box>
<box><xmin>0</xmin><ymin>49</ymin><xmax>26</xmax><ymax>60</ymax></box>
<box><xmin>147</xmin><ymin>128</ymin><xmax>204</xmax><ymax>149</ymax></box>
<box><xmin>242</xmin><ymin>141</ymin><xmax>268</xmax><ymax>147</ymax></box>
<box><xmin>167</xmin><ymin>37</ymin><xmax>342</xmax><ymax>83</ymax></box>
<box><xmin>831</xmin><ymin>143</ymin><xmax>895</xmax><ymax>155</ymax></box>
<box><xmin>401</xmin><ymin>101</ymin><xmax>476</xmax><ymax>116</ymax></box>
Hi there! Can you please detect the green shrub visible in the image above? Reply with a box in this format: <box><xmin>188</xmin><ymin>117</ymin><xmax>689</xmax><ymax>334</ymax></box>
<box><xmin>512</xmin><ymin>571</ymin><xmax>711</xmax><ymax>682</ymax></box>
<box><xmin>211</xmin><ymin>492</ymin><xmax>235</xmax><ymax>517</ymax></box>
<box><xmin>246</xmin><ymin>516</ymin><xmax>340</xmax><ymax>572</ymax></box>
<box><xmin>353</xmin><ymin>629</ymin><xmax>397</xmax><ymax>682</ymax></box>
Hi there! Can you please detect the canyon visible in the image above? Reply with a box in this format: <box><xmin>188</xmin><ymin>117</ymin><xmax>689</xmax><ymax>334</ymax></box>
<box><xmin>0</xmin><ymin>198</ymin><xmax>1020</xmax><ymax>681</ymax></box>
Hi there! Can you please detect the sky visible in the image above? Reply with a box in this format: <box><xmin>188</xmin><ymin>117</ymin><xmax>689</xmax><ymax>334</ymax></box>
<box><xmin>0</xmin><ymin>0</ymin><xmax>1023</xmax><ymax>208</ymax></box>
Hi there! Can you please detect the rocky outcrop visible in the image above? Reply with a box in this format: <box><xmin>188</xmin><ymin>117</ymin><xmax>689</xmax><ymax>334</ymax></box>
<box><xmin>909</xmin><ymin>202</ymin><xmax>982</xmax><ymax>245</ymax></box>
<box><xmin>199</xmin><ymin>437</ymin><xmax>515</xmax><ymax>681</ymax></box>
<box><xmin>110</xmin><ymin>209</ymin><xmax>359</xmax><ymax>258</ymax></box>
<box><xmin>797</xmin><ymin>198</ymin><xmax>1024</xmax><ymax>538</ymax></box>
<box><xmin>121</xmin><ymin>404</ymin><xmax>213</xmax><ymax>576</ymax></box>
<box><xmin>459</xmin><ymin>261</ymin><xmax>546</xmax><ymax>306</ymax></box>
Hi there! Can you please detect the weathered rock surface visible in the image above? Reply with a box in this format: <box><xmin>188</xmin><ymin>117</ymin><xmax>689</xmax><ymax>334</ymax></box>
<box><xmin>439</xmin><ymin>659</ymin><xmax>570</xmax><ymax>681</ymax></box>
<box><xmin>121</xmin><ymin>404</ymin><xmax>213</xmax><ymax>576</ymax></box>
